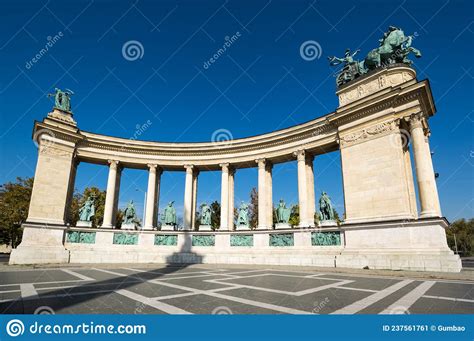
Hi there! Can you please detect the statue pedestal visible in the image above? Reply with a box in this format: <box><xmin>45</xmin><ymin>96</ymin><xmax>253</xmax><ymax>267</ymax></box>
<box><xmin>275</xmin><ymin>223</ymin><xmax>291</xmax><ymax>230</ymax></box>
<box><xmin>161</xmin><ymin>224</ymin><xmax>176</xmax><ymax>231</ymax></box>
<box><xmin>121</xmin><ymin>223</ymin><xmax>137</xmax><ymax>230</ymax></box>
<box><xmin>199</xmin><ymin>224</ymin><xmax>212</xmax><ymax>231</ymax></box>
<box><xmin>46</xmin><ymin>108</ymin><xmax>77</xmax><ymax>127</ymax></box>
<box><xmin>319</xmin><ymin>220</ymin><xmax>337</xmax><ymax>227</ymax></box>
<box><xmin>235</xmin><ymin>224</ymin><xmax>250</xmax><ymax>230</ymax></box>
<box><xmin>76</xmin><ymin>221</ymin><xmax>92</xmax><ymax>227</ymax></box>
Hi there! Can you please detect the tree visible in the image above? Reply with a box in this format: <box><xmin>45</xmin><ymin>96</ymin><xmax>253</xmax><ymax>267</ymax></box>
<box><xmin>289</xmin><ymin>204</ymin><xmax>300</xmax><ymax>226</ymax></box>
<box><xmin>194</xmin><ymin>209</ymin><xmax>201</xmax><ymax>231</ymax></box>
<box><xmin>210</xmin><ymin>200</ymin><xmax>220</xmax><ymax>229</ymax></box>
<box><xmin>249</xmin><ymin>187</ymin><xmax>258</xmax><ymax>229</ymax></box>
<box><xmin>445</xmin><ymin>219</ymin><xmax>473</xmax><ymax>256</ymax></box>
<box><xmin>69</xmin><ymin>187</ymin><xmax>107</xmax><ymax>228</ymax></box>
<box><xmin>0</xmin><ymin>177</ymin><xmax>33</xmax><ymax>247</ymax></box>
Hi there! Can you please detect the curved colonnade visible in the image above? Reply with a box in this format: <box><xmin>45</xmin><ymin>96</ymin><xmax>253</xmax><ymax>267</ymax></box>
<box><xmin>10</xmin><ymin>66</ymin><xmax>462</xmax><ymax>272</ymax></box>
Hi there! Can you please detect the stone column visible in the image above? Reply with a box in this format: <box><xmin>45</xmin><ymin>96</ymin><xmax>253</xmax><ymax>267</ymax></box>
<box><xmin>65</xmin><ymin>159</ymin><xmax>79</xmax><ymax>224</ymax></box>
<box><xmin>191</xmin><ymin>169</ymin><xmax>199</xmax><ymax>230</ymax></box>
<box><xmin>294</xmin><ymin>150</ymin><xmax>308</xmax><ymax>227</ymax></box>
<box><xmin>409</xmin><ymin>113</ymin><xmax>442</xmax><ymax>217</ymax></box>
<box><xmin>144</xmin><ymin>164</ymin><xmax>158</xmax><ymax>230</ymax></box>
<box><xmin>153</xmin><ymin>168</ymin><xmax>162</xmax><ymax>227</ymax></box>
<box><xmin>256</xmin><ymin>159</ymin><xmax>267</xmax><ymax>229</ymax></box>
<box><xmin>266</xmin><ymin>162</ymin><xmax>273</xmax><ymax>228</ymax></box>
<box><xmin>102</xmin><ymin>160</ymin><xmax>121</xmax><ymax>228</ymax></box>
<box><xmin>183</xmin><ymin>165</ymin><xmax>194</xmax><ymax>230</ymax></box>
<box><xmin>228</xmin><ymin>168</ymin><xmax>235</xmax><ymax>230</ymax></box>
<box><xmin>306</xmin><ymin>154</ymin><xmax>316</xmax><ymax>227</ymax></box>
<box><xmin>220</xmin><ymin>163</ymin><xmax>230</xmax><ymax>230</ymax></box>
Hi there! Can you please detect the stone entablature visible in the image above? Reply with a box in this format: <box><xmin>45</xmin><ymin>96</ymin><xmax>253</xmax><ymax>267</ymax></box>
<box><xmin>336</xmin><ymin>65</ymin><xmax>416</xmax><ymax>106</ymax></box>
<box><xmin>32</xmin><ymin>68</ymin><xmax>434</xmax><ymax>170</ymax></box>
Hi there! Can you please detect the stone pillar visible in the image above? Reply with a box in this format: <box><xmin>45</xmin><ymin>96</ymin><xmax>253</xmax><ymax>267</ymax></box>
<box><xmin>183</xmin><ymin>165</ymin><xmax>194</xmax><ymax>230</ymax></box>
<box><xmin>306</xmin><ymin>154</ymin><xmax>316</xmax><ymax>227</ymax></box>
<box><xmin>294</xmin><ymin>150</ymin><xmax>308</xmax><ymax>227</ymax></box>
<box><xmin>228</xmin><ymin>168</ymin><xmax>235</xmax><ymax>230</ymax></box>
<box><xmin>191</xmin><ymin>169</ymin><xmax>199</xmax><ymax>230</ymax></box>
<box><xmin>65</xmin><ymin>159</ymin><xmax>79</xmax><ymax>224</ymax></box>
<box><xmin>266</xmin><ymin>162</ymin><xmax>273</xmax><ymax>228</ymax></box>
<box><xmin>144</xmin><ymin>164</ymin><xmax>158</xmax><ymax>230</ymax></box>
<box><xmin>102</xmin><ymin>160</ymin><xmax>121</xmax><ymax>228</ymax></box>
<box><xmin>26</xmin><ymin>135</ymin><xmax>77</xmax><ymax>225</ymax></box>
<box><xmin>153</xmin><ymin>168</ymin><xmax>162</xmax><ymax>227</ymax></box>
<box><xmin>409</xmin><ymin>113</ymin><xmax>442</xmax><ymax>217</ymax></box>
<box><xmin>220</xmin><ymin>163</ymin><xmax>230</xmax><ymax>230</ymax></box>
<box><xmin>256</xmin><ymin>159</ymin><xmax>267</xmax><ymax>229</ymax></box>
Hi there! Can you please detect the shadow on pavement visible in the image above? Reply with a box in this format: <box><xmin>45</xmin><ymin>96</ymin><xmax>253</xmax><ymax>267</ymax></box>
<box><xmin>0</xmin><ymin>230</ymin><xmax>202</xmax><ymax>314</ymax></box>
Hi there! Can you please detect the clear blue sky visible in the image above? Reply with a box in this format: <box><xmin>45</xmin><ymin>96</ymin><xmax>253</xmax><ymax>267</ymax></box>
<box><xmin>0</xmin><ymin>0</ymin><xmax>472</xmax><ymax>222</ymax></box>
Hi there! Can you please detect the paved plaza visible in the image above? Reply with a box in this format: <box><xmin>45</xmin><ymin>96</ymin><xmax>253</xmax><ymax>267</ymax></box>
<box><xmin>0</xmin><ymin>265</ymin><xmax>472</xmax><ymax>314</ymax></box>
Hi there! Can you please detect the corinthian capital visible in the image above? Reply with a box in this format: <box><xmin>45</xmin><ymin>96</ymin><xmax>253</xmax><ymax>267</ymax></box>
<box><xmin>293</xmin><ymin>149</ymin><xmax>306</xmax><ymax>161</ymax></box>
<box><xmin>407</xmin><ymin>112</ymin><xmax>424</xmax><ymax>130</ymax></box>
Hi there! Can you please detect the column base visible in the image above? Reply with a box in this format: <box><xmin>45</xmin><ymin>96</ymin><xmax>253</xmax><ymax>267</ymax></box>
<box><xmin>256</xmin><ymin>225</ymin><xmax>271</xmax><ymax>230</ymax></box>
<box><xmin>141</xmin><ymin>225</ymin><xmax>155</xmax><ymax>231</ymax></box>
<box><xmin>420</xmin><ymin>211</ymin><xmax>440</xmax><ymax>218</ymax></box>
<box><xmin>10</xmin><ymin>246</ymin><xmax>69</xmax><ymax>265</ymax></box>
<box><xmin>199</xmin><ymin>225</ymin><xmax>213</xmax><ymax>231</ymax></box>
<box><xmin>296</xmin><ymin>223</ymin><xmax>314</xmax><ymax>228</ymax></box>
<box><xmin>9</xmin><ymin>224</ymin><xmax>69</xmax><ymax>265</ymax></box>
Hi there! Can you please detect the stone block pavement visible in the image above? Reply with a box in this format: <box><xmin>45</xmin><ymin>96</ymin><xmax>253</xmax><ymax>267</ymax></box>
<box><xmin>0</xmin><ymin>264</ymin><xmax>472</xmax><ymax>314</ymax></box>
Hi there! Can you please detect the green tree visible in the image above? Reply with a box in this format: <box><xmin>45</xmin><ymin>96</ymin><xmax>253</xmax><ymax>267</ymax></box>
<box><xmin>194</xmin><ymin>208</ymin><xmax>201</xmax><ymax>231</ymax></box>
<box><xmin>115</xmin><ymin>209</ymin><xmax>124</xmax><ymax>229</ymax></box>
<box><xmin>70</xmin><ymin>187</ymin><xmax>107</xmax><ymax>228</ymax></box>
<box><xmin>0</xmin><ymin>177</ymin><xmax>33</xmax><ymax>247</ymax></box>
<box><xmin>249</xmin><ymin>187</ymin><xmax>258</xmax><ymax>229</ymax></box>
<box><xmin>445</xmin><ymin>219</ymin><xmax>473</xmax><ymax>256</ymax></box>
<box><xmin>289</xmin><ymin>204</ymin><xmax>300</xmax><ymax>227</ymax></box>
<box><xmin>210</xmin><ymin>201</ymin><xmax>220</xmax><ymax>229</ymax></box>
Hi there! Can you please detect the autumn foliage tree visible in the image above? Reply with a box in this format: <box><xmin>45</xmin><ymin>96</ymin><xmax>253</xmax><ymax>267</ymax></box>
<box><xmin>0</xmin><ymin>177</ymin><xmax>33</xmax><ymax>247</ymax></box>
<box><xmin>445</xmin><ymin>219</ymin><xmax>473</xmax><ymax>256</ymax></box>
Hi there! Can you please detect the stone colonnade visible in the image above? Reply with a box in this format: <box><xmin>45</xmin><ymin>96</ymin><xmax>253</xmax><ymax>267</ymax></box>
<box><xmin>96</xmin><ymin>152</ymin><xmax>321</xmax><ymax>230</ymax></box>
<box><xmin>23</xmin><ymin>67</ymin><xmax>443</xmax><ymax>230</ymax></box>
<box><xmin>39</xmin><ymin>112</ymin><xmax>441</xmax><ymax>231</ymax></box>
<box><xmin>11</xmin><ymin>66</ymin><xmax>461</xmax><ymax>272</ymax></box>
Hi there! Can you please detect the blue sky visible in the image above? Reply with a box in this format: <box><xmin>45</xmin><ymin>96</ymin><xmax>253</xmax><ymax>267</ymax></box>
<box><xmin>0</xmin><ymin>0</ymin><xmax>472</xmax><ymax>222</ymax></box>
